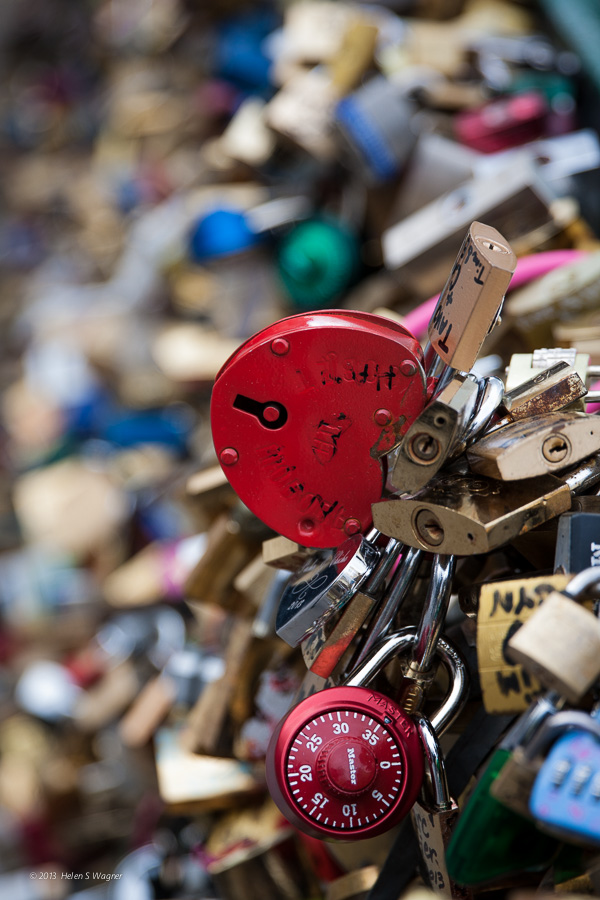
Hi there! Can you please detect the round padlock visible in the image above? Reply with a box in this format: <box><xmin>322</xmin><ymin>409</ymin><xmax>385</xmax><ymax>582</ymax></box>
<box><xmin>266</xmin><ymin>628</ymin><xmax>467</xmax><ymax>840</ymax></box>
<box><xmin>211</xmin><ymin>311</ymin><xmax>427</xmax><ymax>548</ymax></box>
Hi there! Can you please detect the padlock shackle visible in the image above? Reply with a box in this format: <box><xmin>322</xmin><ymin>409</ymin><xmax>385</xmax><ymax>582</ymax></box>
<box><xmin>524</xmin><ymin>710</ymin><xmax>600</xmax><ymax>762</ymax></box>
<box><xmin>352</xmin><ymin>546</ymin><xmax>422</xmax><ymax>667</ymax></box>
<box><xmin>344</xmin><ymin>626</ymin><xmax>469</xmax><ymax>736</ymax></box>
<box><xmin>364</xmin><ymin>536</ymin><xmax>403</xmax><ymax>597</ymax></box>
<box><xmin>565</xmin><ymin>566</ymin><xmax>600</xmax><ymax>600</ymax></box>
<box><xmin>461</xmin><ymin>375</ymin><xmax>504</xmax><ymax>445</ymax></box>
<box><xmin>414</xmin><ymin>714</ymin><xmax>453</xmax><ymax>813</ymax></box>
<box><xmin>411</xmin><ymin>554</ymin><xmax>455</xmax><ymax>674</ymax></box>
<box><xmin>564</xmin><ymin>450</ymin><xmax>600</xmax><ymax>494</ymax></box>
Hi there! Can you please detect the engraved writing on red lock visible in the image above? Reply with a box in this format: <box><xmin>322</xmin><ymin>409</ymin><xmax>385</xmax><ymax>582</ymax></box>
<box><xmin>266</xmin><ymin>685</ymin><xmax>424</xmax><ymax>840</ymax></box>
<box><xmin>211</xmin><ymin>312</ymin><xmax>427</xmax><ymax>548</ymax></box>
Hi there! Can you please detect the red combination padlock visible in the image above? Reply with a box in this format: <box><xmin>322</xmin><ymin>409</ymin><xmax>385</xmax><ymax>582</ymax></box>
<box><xmin>211</xmin><ymin>311</ymin><xmax>428</xmax><ymax>548</ymax></box>
<box><xmin>266</xmin><ymin>628</ymin><xmax>466</xmax><ymax>840</ymax></box>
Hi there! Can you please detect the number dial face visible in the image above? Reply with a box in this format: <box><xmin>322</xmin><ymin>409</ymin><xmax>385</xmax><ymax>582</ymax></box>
<box><xmin>211</xmin><ymin>312</ymin><xmax>426</xmax><ymax>548</ymax></box>
<box><xmin>266</xmin><ymin>686</ymin><xmax>424</xmax><ymax>840</ymax></box>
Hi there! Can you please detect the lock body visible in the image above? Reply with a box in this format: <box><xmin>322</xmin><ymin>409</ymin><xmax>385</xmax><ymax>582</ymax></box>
<box><xmin>266</xmin><ymin>685</ymin><xmax>424</xmax><ymax>840</ymax></box>
<box><xmin>530</xmin><ymin>730</ymin><xmax>600</xmax><ymax>845</ymax></box>
<box><xmin>211</xmin><ymin>311</ymin><xmax>427</xmax><ymax>548</ymax></box>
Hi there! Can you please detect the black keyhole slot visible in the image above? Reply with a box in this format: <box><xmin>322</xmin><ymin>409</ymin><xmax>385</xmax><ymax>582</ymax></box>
<box><xmin>233</xmin><ymin>394</ymin><xmax>288</xmax><ymax>430</ymax></box>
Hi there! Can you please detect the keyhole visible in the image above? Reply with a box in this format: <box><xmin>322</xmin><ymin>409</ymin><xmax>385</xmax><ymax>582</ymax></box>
<box><xmin>414</xmin><ymin>509</ymin><xmax>445</xmax><ymax>547</ymax></box>
<box><xmin>233</xmin><ymin>394</ymin><xmax>288</xmax><ymax>429</ymax></box>
<box><xmin>409</xmin><ymin>433</ymin><xmax>441</xmax><ymax>463</ymax></box>
<box><xmin>541</xmin><ymin>434</ymin><xmax>570</xmax><ymax>464</ymax></box>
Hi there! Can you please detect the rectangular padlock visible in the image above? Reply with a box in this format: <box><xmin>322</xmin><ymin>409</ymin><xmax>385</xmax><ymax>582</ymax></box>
<box><xmin>266</xmin><ymin>15</ymin><xmax>378</xmax><ymax>161</ymax></box>
<box><xmin>390</xmin><ymin>374</ymin><xmax>480</xmax><ymax>494</ymax></box>
<box><xmin>555</xmin><ymin>511</ymin><xmax>600</xmax><ymax>573</ymax></box>
<box><xmin>426</xmin><ymin>221</ymin><xmax>517</xmax><ymax>374</ymax></box>
<box><xmin>495</xmin><ymin>360</ymin><xmax>587</xmax><ymax>424</ymax></box>
<box><xmin>372</xmin><ymin>453</ymin><xmax>600</xmax><ymax>557</ymax></box>
<box><xmin>262</xmin><ymin>535</ymin><xmax>314</xmax><ymax>572</ymax></box>
<box><xmin>155</xmin><ymin>725</ymin><xmax>262</xmax><ymax>813</ymax></box>
<box><xmin>335</xmin><ymin>76</ymin><xmax>416</xmax><ymax>184</ymax></box>
<box><xmin>505</xmin><ymin>253</ymin><xmax>600</xmax><ymax>349</ymax></box>
<box><xmin>389</xmin><ymin>132</ymin><xmax>478</xmax><ymax>223</ymax></box>
<box><xmin>181</xmin><ymin>617</ymin><xmax>262</xmax><ymax>757</ymax></box>
<box><xmin>184</xmin><ymin>511</ymin><xmax>263</xmax><ymax>613</ymax></box>
<box><xmin>467</xmin><ymin>411</ymin><xmax>600</xmax><ymax>480</ymax></box>
<box><xmin>504</xmin><ymin>348</ymin><xmax>591</xmax><ymax>392</ymax></box>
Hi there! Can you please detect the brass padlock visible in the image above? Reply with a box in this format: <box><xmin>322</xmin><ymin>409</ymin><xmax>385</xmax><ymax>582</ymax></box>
<box><xmin>506</xmin><ymin>568</ymin><xmax>600</xmax><ymax>703</ymax></box>
<box><xmin>372</xmin><ymin>453</ymin><xmax>600</xmax><ymax>556</ymax></box>
<box><xmin>467</xmin><ymin>411</ymin><xmax>600</xmax><ymax>480</ymax></box>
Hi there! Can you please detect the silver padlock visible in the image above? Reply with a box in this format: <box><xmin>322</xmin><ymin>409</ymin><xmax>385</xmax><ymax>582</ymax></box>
<box><xmin>276</xmin><ymin>529</ymin><xmax>400</xmax><ymax>646</ymax></box>
<box><xmin>412</xmin><ymin>715</ymin><xmax>472</xmax><ymax>899</ymax></box>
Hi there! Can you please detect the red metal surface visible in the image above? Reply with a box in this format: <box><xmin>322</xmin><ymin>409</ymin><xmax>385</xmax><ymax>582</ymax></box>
<box><xmin>265</xmin><ymin>685</ymin><xmax>424</xmax><ymax>840</ymax></box>
<box><xmin>454</xmin><ymin>91</ymin><xmax>548</xmax><ymax>153</ymax></box>
<box><xmin>211</xmin><ymin>311</ymin><xmax>426</xmax><ymax>548</ymax></box>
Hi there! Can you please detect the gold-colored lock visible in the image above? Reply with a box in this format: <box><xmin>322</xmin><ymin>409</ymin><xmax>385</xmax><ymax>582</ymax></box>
<box><xmin>467</xmin><ymin>411</ymin><xmax>600</xmax><ymax>480</ymax></box>
<box><xmin>372</xmin><ymin>453</ymin><xmax>600</xmax><ymax>556</ymax></box>
<box><xmin>262</xmin><ymin>535</ymin><xmax>314</xmax><ymax>572</ymax></box>
<box><xmin>507</xmin><ymin>591</ymin><xmax>600</xmax><ymax>704</ymax></box>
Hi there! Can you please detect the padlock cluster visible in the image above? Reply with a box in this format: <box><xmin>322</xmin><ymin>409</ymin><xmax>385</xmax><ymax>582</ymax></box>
<box><xmin>212</xmin><ymin>218</ymin><xmax>600</xmax><ymax>898</ymax></box>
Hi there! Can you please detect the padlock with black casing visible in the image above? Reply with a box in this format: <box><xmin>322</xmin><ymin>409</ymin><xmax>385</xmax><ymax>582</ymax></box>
<box><xmin>554</xmin><ymin>510</ymin><xmax>600</xmax><ymax>573</ymax></box>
